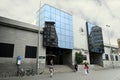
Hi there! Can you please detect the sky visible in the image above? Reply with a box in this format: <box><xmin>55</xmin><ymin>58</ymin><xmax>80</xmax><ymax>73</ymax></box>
<box><xmin>0</xmin><ymin>0</ymin><xmax>120</xmax><ymax>46</ymax></box>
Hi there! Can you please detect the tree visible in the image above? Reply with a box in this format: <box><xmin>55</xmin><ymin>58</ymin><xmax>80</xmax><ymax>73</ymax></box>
<box><xmin>75</xmin><ymin>51</ymin><xmax>83</xmax><ymax>64</ymax></box>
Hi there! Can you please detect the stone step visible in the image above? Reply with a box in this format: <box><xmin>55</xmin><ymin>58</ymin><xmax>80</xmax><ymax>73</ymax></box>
<box><xmin>43</xmin><ymin>65</ymin><xmax>73</xmax><ymax>74</ymax></box>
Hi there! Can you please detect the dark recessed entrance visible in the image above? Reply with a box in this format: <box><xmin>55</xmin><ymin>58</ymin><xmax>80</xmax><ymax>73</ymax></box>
<box><xmin>90</xmin><ymin>52</ymin><xmax>103</xmax><ymax>66</ymax></box>
<box><xmin>46</xmin><ymin>47</ymin><xmax>72</xmax><ymax>65</ymax></box>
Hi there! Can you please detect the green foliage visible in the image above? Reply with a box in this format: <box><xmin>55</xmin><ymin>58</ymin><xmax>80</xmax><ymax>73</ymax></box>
<box><xmin>75</xmin><ymin>51</ymin><xmax>83</xmax><ymax>64</ymax></box>
<box><xmin>111</xmin><ymin>48</ymin><xmax>114</xmax><ymax>53</ymax></box>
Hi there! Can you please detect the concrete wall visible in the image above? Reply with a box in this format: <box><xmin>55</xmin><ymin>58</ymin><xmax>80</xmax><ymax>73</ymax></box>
<box><xmin>72</xmin><ymin>15</ymin><xmax>89</xmax><ymax>65</ymax></box>
<box><xmin>0</xmin><ymin>17</ymin><xmax>45</xmax><ymax>73</ymax></box>
<box><xmin>103</xmin><ymin>47</ymin><xmax>120</xmax><ymax>68</ymax></box>
<box><xmin>73</xmin><ymin>16</ymin><xmax>88</xmax><ymax>52</ymax></box>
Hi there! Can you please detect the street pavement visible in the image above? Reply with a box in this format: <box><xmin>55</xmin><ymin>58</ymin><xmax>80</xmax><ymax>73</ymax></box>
<box><xmin>1</xmin><ymin>68</ymin><xmax>120</xmax><ymax>80</ymax></box>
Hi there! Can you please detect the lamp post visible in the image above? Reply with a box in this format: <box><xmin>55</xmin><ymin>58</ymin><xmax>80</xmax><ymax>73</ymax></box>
<box><xmin>106</xmin><ymin>25</ymin><xmax>114</xmax><ymax>68</ymax></box>
<box><xmin>36</xmin><ymin>1</ymin><xmax>41</xmax><ymax>75</ymax></box>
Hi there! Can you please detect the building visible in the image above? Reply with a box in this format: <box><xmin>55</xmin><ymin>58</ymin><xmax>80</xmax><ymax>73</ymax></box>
<box><xmin>36</xmin><ymin>4</ymin><xmax>74</xmax><ymax>65</ymax></box>
<box><xmin>89</xmin><ymin>26</ymin><xmax>104</xmax><ymax>54</ymax></box>
<box><xmin>86</xmin><ymin>22</ymin><xmax>120</xmax><ymax>68</ymax></box>
<box><xmin>0</xmin><ymin>4</ymin><xmax>120</xmax><ymax>73</ymax></box>
<box><xmin>86</xmin><ymin>22</ymin><xmax>104</xmax><ymax>66</ymax></box>
<box><xmin>0</xmin><ymin>16</ymin><xmax>45</xmax><ymax>73</ymax></box>
<box><xmin>103</xmin><ymin>44</ymin><xmax>119</xmax><ymax>68</ymax></box>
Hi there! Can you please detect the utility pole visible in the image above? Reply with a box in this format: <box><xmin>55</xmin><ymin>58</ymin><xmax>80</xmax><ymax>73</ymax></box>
<box><xmin>106</xmin><ymin>25</ymin><xmax>114</xmax><ymax>68</ymax></box>
<box><xmin>36</xmin><ymin>1</ymin><xmax>41</xmax><ymax>75</ymax></box>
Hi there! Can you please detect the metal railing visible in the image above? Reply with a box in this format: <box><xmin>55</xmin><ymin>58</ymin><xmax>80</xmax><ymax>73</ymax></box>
<box><xmin>0</xmin><ymin>68</ymin><xmax>35</xmax><ymax>78</ymax></box>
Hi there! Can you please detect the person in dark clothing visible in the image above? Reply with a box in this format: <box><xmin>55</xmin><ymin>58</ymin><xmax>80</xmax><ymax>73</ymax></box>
<box><xmin>75</xmin><ymin>64</ymin><xmax>78</xmax><ymax>71</ymax></box>
<box><xmin>49</xmin><ymin>59</ymin><xmax>54</xmax><ymax>77</ymax></box>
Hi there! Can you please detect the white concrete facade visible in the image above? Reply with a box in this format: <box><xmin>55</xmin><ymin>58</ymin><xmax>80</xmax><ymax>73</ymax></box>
<box><xmin>103</xmin><ymin>45</ymin><xmax>120</xmax><ymax>68</ymax></box>
<box><xmin>72</xmin><ymin>16</ymin><xmax>90</xmax><ymax>65</ymax></box>
<box><xmin>0</xmin><ymin>15</ymin><xmax>120</xmax><ymax>74</ymax></box>
<box><xmin>0</xmin><ymin>16</ymin><xmax>45</xmax><ymax>72</ymax></box>
<box><xmin>72</xmin><ymin>15</ymin><xmax>120</xmax><ymax>68</ymax></box>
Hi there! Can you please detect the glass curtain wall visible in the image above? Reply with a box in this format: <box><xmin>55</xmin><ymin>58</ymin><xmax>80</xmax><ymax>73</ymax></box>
<box><xmin>36</xmin><ymin>4</ymin><xmax>73</xmax><ymax>49</ymax></box>
<box><xmin>86</xmin><ymin>22</ymin><xmax>104</xmax><ymax>54</ymax></box>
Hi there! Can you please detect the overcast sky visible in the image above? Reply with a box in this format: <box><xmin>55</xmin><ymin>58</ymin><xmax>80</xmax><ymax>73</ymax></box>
<box><xmin>0</xmin><ymin>0</ymin><xmax>120</xmax><ymax>46</ymax></box>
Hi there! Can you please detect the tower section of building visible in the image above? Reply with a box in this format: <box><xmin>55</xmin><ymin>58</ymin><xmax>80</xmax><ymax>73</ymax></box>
<box><xmin>89</xmin><ymin>26</ymin><xmax>104</xmax><ymax>53</ymax></box>
<box><xmin>36</xmin><ymin>4</ymin><xmax>73</xmax><ymax>49</ymax></box>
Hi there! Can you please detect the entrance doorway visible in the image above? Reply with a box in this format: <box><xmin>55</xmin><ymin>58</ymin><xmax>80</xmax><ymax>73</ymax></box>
<box><xmin>90</xmin><ymin>52</ymin><xmax>103</xmax><ymax>66</ymax></box>
<box><xmin>46</xmin><ymin>47</ymin><xmax>72</xmax><ymax>65</ymax></box>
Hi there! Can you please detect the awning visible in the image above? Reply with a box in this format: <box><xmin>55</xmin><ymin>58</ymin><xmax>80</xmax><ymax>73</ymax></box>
<box><xmin>46</xmin><ymin>54</ymin><xmax>56</xmax><ymax>57</ymax></box>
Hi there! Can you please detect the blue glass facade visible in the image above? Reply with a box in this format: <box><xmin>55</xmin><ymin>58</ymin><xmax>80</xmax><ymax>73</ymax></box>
<box><xmin>36</xmin><ymin>4</ymin><xmax>73</xmax><ymax>49</ymax></box>
<box><xmin>86</xmin><ymin>22</ymin><xmax>104</xmax><ymax>54</ymax></box>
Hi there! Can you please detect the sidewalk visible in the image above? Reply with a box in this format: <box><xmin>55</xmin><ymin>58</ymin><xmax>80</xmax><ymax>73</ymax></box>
<box><xmin>0</xmin><ymin>71</ymin><xmax>86</xmax><ymax>80</ymax></box>
<box><xmin>1</xmin><ymin>68</ymin><xmax>120</xmax><ymax>80</ymax></box>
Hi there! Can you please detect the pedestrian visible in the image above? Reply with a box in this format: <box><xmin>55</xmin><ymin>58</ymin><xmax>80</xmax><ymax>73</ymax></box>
<box><xmin>16</xmin><ymin>56</ymin><xmax>22</xmax><ymax>76</ymax></box>
<box><xmin>50</xmin><ymin>59</ymin><xmax>53</xmax><ymax>65</ymax></box>
<box><xmin>49</xmin><ymin>59</ymin><xmax>54</xmax><ymax>77</ymax></box>
<box><xmin>84</xmin><ymin>63</ymin><xmax>88</xmax><ymax>74</ymax></box>
<box><xmin>87</xmin><ymin>64</ymin><xmax>89</xmax><ymax>73</ymax></box>
<box><xmin>74</xmin><ymin>64</ymin><xmax>78</xmax><ymax>72</ymax></box>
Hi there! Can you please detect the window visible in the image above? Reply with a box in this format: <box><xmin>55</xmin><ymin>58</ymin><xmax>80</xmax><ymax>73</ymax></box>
<box><xmin>25</xmin><ymin>46</ymin><xmax>37</xmax><ymax>58</ymax></box>
<box><xmin>83</xmin><ymin>55</ymin><xmax>87</xmax><ymax>60</ymax></box>
<box><xmin>110</xmin><ymin>55</ymin><xmax>114</xmax><ymax>61</ymax></box>
<box><xmin>0</xmin><ymin>43</ymin><xmax>14</xmax><ymax>57</ymax></box>
<box><xmin>115</xmin><ymin>55</ymin><xmax>118</xmax><ymax>61</ymax></box>
<box><xmin>105</xmin><ymin>54</ymin><xmax>109</xmax><ymax>60</ymax></box>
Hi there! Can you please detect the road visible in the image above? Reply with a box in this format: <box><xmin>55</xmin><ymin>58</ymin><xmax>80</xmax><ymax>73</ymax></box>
<box><xmin>1</xmin><ymin>68</ymin><xmax>120</xmax><ymax>80</ymax></box>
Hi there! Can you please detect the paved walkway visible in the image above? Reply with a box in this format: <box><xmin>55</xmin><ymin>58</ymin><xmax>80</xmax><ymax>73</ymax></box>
<box><xmin>1</xmin><ymin>68</ymin><xmax>120</xmax><ymax>80</ymax></box>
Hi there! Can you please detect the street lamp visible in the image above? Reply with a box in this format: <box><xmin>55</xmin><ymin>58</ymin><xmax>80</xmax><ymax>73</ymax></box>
<box><xmin>106</xmin><ymin>25</ymin><xmax>114</xmax><ymax>68</ymax></box>
<box><xmin>36</xmin><ymin>1</ymin><xmax>41</xmax><ymax>75</ymax></box>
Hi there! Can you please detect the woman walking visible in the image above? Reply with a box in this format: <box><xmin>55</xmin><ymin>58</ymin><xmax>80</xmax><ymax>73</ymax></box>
<box><xmin>84</xmin><ymin>63</ymin><xmax>88</xmax><ymax>74</ymax></box>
